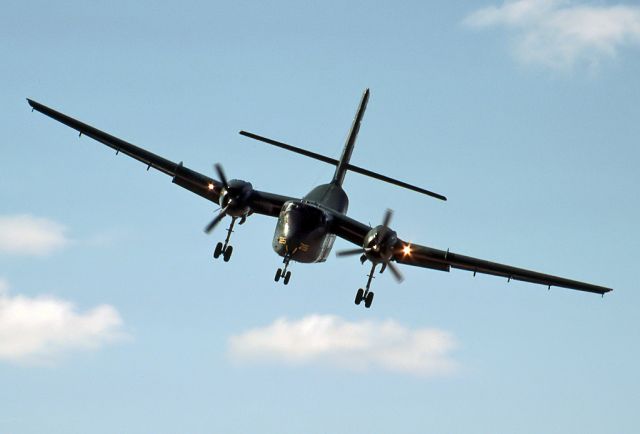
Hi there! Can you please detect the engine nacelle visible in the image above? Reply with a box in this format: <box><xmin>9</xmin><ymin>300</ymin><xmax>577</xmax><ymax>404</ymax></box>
<box><xmin>362</xmin><ymin>225</ymin><xmax>398</xmax><ymax>264</ymax></box>
<box><xmin>218</xmin><ymin>179</ymin><xmax>253</xmax><ymax>218</ymax></box>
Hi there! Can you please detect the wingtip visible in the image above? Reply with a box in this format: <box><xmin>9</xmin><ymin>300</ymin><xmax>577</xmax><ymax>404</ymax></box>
<box><xmin>433</xmin><ymin>193</ymin><xmax>447</xmax><ymax>201</ymax></box>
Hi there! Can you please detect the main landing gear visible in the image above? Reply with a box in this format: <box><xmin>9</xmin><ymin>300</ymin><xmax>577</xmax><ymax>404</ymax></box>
<box><xmin>355</xmin><ymin>263</ymin><xmax>378</xmax><ymax>308</ymax></box>
<box><xmin>213</xmin><ymin>217</ymin><xmax>244</xmax><ymax>262</ymax></box>
<box><xmin>274</xmin><ymin>254</ymin><xmax>292</xmax><ymax>285</ymax></box>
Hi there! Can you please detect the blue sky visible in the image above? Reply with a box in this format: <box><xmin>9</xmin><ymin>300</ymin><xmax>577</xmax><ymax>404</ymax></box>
<box><xmin>2</xmin><ymin>0</ymin><xmax>639</xmax><ymax>433</ymax></box>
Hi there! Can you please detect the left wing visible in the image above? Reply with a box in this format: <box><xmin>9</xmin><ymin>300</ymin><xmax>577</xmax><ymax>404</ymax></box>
<box><xmin>330</xmin><ymin>212</ymin><xmax>371</xmax><ymax>246</ymax></box>
<box><xmin>394</xmin><ymin>242</ymin><xmax>612</xmax><ymax>295</ymax></box>
<box><xmin>27</xmin><ymin>99</ymin><xmax>294</xmax><ymax>217</ymax></box>
<box><xmin>330</xmin><ymin>213</ymin><xmax>612</xmax><ymax>295</ymax></box>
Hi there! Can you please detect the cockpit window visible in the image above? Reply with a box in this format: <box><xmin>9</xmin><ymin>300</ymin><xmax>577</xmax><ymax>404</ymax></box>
<box><xmin>285</xmin><ymin>202</ymin><xmax>300</xmax><ymax>212</ymax></box>
<box><xmin>284</xmin><ymin>202</ymin><xmax>327</xmax><ymax>232</ymax></box>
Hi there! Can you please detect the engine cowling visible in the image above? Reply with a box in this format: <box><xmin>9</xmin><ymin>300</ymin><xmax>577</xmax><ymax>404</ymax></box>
<box><xmin>362</xmin><ymin>224</ymin><xmax>398</xmax><ymax>264</ymax></box>
<box><xmin>335</xmin><ymin>209</ymin><xmax>404</xmax><ymax>282</ymax></box>
<box><xmin>204</xmin><ymin>164</ymin><xmax>254</xmax><ymax>234</ymax></box>
<box><xmin>218</xmin><ymin>179</ymin><xmax>253</xmax><ymax>218</ymax></box>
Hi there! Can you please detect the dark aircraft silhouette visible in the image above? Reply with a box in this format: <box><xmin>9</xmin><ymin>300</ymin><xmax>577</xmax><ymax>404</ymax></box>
<box><xmin>27</xmin><ymin>90</ymin><xmax>612</xmax><ymax>307</ymax></box>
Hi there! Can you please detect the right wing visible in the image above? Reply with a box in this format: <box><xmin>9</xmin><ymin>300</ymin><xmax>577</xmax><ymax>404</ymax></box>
<box><xmin>27</xmin><ymin>99</ymin><xmax>295</xmax><ymax>217</ymax></box>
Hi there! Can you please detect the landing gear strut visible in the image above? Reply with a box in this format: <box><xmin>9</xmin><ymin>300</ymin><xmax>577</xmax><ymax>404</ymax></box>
<box><xmin>355</xmin><ymin>263</ymin><xmax>376</xmax><ymax>308</ymax></box>
<box><xmin>213</xmin><ymin>217</ymin><xmax>236</xmax><ymax>262</ymax></box>
<box><xmin>274</xmin><ymin>254</ymin><xmax>292</xmax><ymax>285</ymax></box>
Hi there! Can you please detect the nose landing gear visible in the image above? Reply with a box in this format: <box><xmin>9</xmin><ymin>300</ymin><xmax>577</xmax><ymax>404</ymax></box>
<box><xmin>213</xmin><ymin>217</ymin><xmax>236</xmax><ymax>262</ymax></box>
<box><xmin>275</xmin><ymin>254</ymin><xmax>292</xmax><ymax>285</ymax></box>
<box><xmin>355</xmin><ymin>263</ymin><xmax>377</xmax><ymax>308</ymax></box>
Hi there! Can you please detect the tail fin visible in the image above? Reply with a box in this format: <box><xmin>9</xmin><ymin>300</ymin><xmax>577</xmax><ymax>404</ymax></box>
<box><xmin>332</xmin><ymin>88</ymin><xmax>369</xmax><ymax>186</ymax></box>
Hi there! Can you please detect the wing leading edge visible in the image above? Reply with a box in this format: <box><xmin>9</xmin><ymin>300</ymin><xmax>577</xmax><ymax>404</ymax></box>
<box><xmin>27</xmin><ymin>99</ymin><xmax>293</xmax><ymax>217</ymax></box>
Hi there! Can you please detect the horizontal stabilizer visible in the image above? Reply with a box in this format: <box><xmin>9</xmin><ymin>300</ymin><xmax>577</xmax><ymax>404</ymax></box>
<box><xmin>240</xmin><ymin>131</ymin><xmax>338</xmax><ymax>165</ymax></box>
<box><xmin>239</xmin><ymin>131</ymin><xmax>447</xmax><ymax>201</ymax></box>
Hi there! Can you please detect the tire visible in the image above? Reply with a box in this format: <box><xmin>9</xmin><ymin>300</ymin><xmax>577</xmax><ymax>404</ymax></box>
<box><xmin>223</xmin><ymin>245</ymin><xmax>233</xmax><ymax>262</ymax></box>
<box><xmin>283</xmin><ymin>271</ymin><xmax>291</xmax><ymax>285</ymax></box>
<box><xmin>213</xmin><ymin>243</ymin><xmax>222</xmax><ymax>259</ymax></box>
<box><xmin>275</xmin><ymin>268</ymin><xmax>282</xmax><ymax>282</ymax></box>
<box><xmin>364</xmin><ymin>291</ymin><xmax>374</xmax><ymax>308</ymax></box>
<box><xmin>213</xmin><ymin>242</ymin><xmax>223</xmax><ymax>259</ymax></box>
<box><xmin>355</xmin><ymin>288</ymin><xmax>364</xmax><ymax>305</ymax></box>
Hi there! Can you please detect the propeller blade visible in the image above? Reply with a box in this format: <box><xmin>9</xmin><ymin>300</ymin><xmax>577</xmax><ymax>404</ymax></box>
<box><xmin>204</xmin><ymin>213</ymin><xmax>225</xmax><ymax>234</ymax></box>
<box><xmin>204</xmin><ymin>206</ymin><xmax>229</xmax><ymax>233</ymax></box>
<box><xmin>382</xmin><ymin>208</ymin><xmax>393</xmax><ymax>228</ymax></box>
<box><xmin>214</xmin><ymin>163</ymin><xmax>229</xmax><ymax>188</ymax></box>
<box><xmin>336</xmin><ymin>248</ymin><xmax>365</xmax><ymax>257</ymax></box>
<box><xmin>386</xmin><ymin>261</ymin><xmax>404</xmax><ymax>283</ymax></box>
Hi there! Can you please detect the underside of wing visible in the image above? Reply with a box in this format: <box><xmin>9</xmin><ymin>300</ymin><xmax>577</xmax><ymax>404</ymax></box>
<box><xmin>28</xmin><ymin>99</ymin><xmax>223</xmax><ymax>202</ymax></box>
<box><xmin>27</xmin><ymin>99</ymin><xmax>296</xmax><ymax>215</ymax></box>
<box><xmin>249</xmin><ymin>191</ymin><xmax>296</xmax><ymax>218</ymax></box>
<box><xmin>330</xmin><ymin>213</ymin><xmax>371</xmax><ymax>246</ymax></box>
<box><xmin>394</xmin><ymin>242</ymin><xmax>612</xmax><ymax>295</ymax></box>
<box><xmin>29</xmin><ymin>99</ymin><xmax>182</xmax><ymax>176</ymax></box>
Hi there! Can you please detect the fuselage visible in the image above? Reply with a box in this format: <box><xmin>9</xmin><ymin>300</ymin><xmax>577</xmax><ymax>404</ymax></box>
<box><xmin>271</xmin><ymin>89</ymin><xmax>369</xmax><ymax>264</ymax></box>
<box><xmin>272</xmin><ymin>182</ymin><xmax>348</xmax><ymax>263</ymax></box>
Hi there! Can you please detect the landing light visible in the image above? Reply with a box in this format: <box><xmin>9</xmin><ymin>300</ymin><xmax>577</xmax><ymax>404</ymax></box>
<box><xmin>403</xmin><ymin>244</ymin><xmax>412</xmax><ymax>256</ymax></box>
<box><xmin>208</xmin><ymin>183</ymin><xmax>214</xmax><ymax>190</ymax></box>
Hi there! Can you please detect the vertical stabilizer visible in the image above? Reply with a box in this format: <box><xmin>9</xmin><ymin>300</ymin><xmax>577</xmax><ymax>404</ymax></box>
<box><xmin>332</xmin><ymin>88</ymin><xmax>369</xmax><ymax>186</ymax></box>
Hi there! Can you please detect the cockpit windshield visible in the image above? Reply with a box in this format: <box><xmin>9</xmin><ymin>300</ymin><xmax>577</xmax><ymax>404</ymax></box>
<box><xmin>284</xmin><ymin>202</ymin><xmax>327</xmax><ymax>233</ymax></box>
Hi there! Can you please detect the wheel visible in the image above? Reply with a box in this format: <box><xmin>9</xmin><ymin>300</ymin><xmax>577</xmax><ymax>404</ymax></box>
<box><xmin>283</xmin><ymin>271</ymin><xmax>291</xmax><ymax>285</ymax></box>
<box><xmin>223</xmin><ymin>245</ymin><xmax>233</xmax><ymax>262</ymax></box>
<box><xmin>364</xmin><ymin>291</ymin><xmax>374</xmax><ymax>308</ymax></box>
<box><xmin>275</xmin><ymin>268</ymin><xmax>282</xmax><ymax>282</ymax></box>
<box><xmin>213</xmin><ymin>242</ymin><xmax>223</xmax><ymax>259</ymax></box>
<box><xmin>355</xmin><ymin>288</ymin><xmax>364</xmax><ymax>305</ymax></box>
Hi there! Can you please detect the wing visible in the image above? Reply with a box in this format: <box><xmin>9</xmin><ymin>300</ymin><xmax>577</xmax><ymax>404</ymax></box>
<box><xmin>329</xmin><ymin>212</ymin><xmax>612</xmax><ymax>295</ymax></box>
<box><xmin>394</xmin><ymin>242</ymin><xmax>612</xmax><ymax>295</ymax></box>
<box><xmin>329</xmin><ymin>212</ymin><xmax>370</xmax><ymax>246</ymax></box>
<box><xmin>27</xmin><ymin>99</ymin><xmax>294</xmax><ymax>217</ymax></box>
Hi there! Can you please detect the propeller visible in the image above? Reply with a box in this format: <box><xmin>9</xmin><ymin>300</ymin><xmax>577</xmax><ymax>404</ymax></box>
<box><xmin>204</xmin><ymin>204</ymin><xmax>229</xmax><ymax>234</ymax></box>
<box><xmin>336</xmin><ymin>248</ymin><xmax>365</xmax><ymax>257</ymax></box>
<box><xmin>382</xmin><ymin>207</ymin><xmax>392</xmax><ymax>228</ymax></box>
<box><xmin>214</xmin><ymin>163</ymin><xmax>228</xmax><ymax>188</ymax></box>
<box><xmin>203</xmin><ymin>163</ymin><xmax>253</xmax><ymax>234</ymax></box>
<box><xmin>386</xmin><ymin>261</ymin><xmax>403</xmax><ymax>282</ymax></box>
<box><xmin>337</xmin><ymin>209</ymin><xmax>404</xmax><ymax>282</ymax></box>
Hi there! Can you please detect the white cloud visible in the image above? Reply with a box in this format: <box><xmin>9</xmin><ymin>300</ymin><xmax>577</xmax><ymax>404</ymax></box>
<box><xmin>0</xmin><ymin>281</ymin><xmax>125</xmax><ymax>364</ymax></box>
<box><xmin>464</xmin><ymin>0</ymin><xmax>640</xmax><ymax>70</ymax></box>
<box><xmin>0</xmin><ymin>214</ymin><xmax>70</xmax><ymax>256</ymax></box>
<box><xmin>228</xmin><ymin>314</ymin><xmax>458</xmax><ymax>377</ymax></box>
